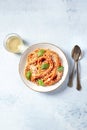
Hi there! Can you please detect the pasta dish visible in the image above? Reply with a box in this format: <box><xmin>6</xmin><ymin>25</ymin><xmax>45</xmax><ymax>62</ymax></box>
<box><xmin>24</xmin><ymin>48</ymin><xmax>64</xmax><ymax>86</ymax></box>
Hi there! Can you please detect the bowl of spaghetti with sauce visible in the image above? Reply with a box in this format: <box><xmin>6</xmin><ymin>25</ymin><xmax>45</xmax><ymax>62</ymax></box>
<box><xmin>19</xmin><ymin>43</ymin><xmax>68</xmax><ymax>92</ymax></box>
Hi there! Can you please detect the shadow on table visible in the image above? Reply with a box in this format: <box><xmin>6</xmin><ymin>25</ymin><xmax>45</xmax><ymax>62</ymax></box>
<box><xmin>23</xmin><ymin>40</ymin><xmax>30</xmax><ymax>46</ymax></box>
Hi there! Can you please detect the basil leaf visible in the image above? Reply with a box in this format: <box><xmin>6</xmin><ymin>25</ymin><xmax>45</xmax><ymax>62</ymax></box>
<box><xmin>38</xmin><ymin>49</ymin><xmax>45</xmax><ymax>57</ymax></box>
<box><xmin>41</xmin><ymin>63</ymin><xmax>49</xmax><ymax>69</ymax></box>
<box><xmin>26</xmin><ymin>71</ymin><xmax>32</xmax><ymax>80</ymax></box>
<box><xmin>38</xmin><ymin>79</ymin><xmax>44</xmax><ymax>86</ymax></box>
<box><xmin>57</xmin><ymin>66</ymin><xmax>64</xmax><ymax>72</ymax></box>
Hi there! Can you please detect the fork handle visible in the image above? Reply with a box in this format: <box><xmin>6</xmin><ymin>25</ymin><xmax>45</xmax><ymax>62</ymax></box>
<box><xmin>76</xmin><ymin>61</ymin><xmax>82</xmax><ymax>90</ymax></box>
<box><xmin>67</xmin><ymin>63</ymin><xmax>75</xmax><ymax>87</ymax></box>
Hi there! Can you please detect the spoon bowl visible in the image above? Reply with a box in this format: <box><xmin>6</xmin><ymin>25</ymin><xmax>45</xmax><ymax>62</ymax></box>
<box><xmin>72</xmin><ymin>45</ymin><xmax>81</xmax><ymax>61</ymax></box>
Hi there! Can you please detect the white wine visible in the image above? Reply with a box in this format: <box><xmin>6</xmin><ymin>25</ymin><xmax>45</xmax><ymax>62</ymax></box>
<box><xmin>6</xmin><ymin>36</ymin><xmax>23</xmax><ymax>53</ymax></box>
<box><xmin>4</xmin><ymin>34</ymin><xmax>23</xmax><ymax>53</ymax></box>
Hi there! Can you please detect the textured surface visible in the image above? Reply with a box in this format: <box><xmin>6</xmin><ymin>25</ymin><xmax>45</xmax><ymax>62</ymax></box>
<box><xmin>0</xmin><ymin>0</ymin><xmax>87</xmax><ymax>130</ymax></box>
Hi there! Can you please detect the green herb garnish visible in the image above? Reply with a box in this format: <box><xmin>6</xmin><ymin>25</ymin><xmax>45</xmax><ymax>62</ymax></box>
<box><xmin>38</xmin><ymin>79</ymin><xmax>44</xmax><ymax>86</ymax></box>
<box><xmin>38</xmin><ymin>49</ymin><xmax>45</xmax><ymax>57</ymax></box>
<box><xmin>57</xmin><ymin>66</ymin><xmax>64</xmax><ymax>72</ymax></box>
<box><xmin>41</xmin><ymin>63</ymin><xmax>49</xmax><ymax>69</ymax></box>
<box><xmin>26</xmin><ymin>71</ymin><xmax>32</xmax><ymax>80</ymax></box>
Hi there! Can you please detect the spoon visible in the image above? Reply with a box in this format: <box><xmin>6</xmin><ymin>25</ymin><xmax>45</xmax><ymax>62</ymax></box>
<box><xmin>67</xmin><ymin>45</ymin><xmax>82</xmax><ymax>90</ymax></box>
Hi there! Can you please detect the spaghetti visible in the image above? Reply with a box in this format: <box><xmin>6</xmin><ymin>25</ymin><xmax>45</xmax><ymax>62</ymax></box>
<box><xmin>24</xmin><ymin>48</ymin><xmax>64</xmax><ymax>86</ymax></box>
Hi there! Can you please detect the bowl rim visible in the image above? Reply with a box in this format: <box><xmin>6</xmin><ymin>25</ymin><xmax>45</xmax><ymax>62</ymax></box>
<box><xmin>19</xmin><ymin>42</ymin><xmax>69</xmax><ymax>92</ymax></box>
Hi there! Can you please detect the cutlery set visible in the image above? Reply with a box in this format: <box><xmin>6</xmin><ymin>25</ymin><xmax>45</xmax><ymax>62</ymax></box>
<box><xmin>67</xmin><ymin>45</ymin><xmax>82</xmax><ymax>91</ymax></box>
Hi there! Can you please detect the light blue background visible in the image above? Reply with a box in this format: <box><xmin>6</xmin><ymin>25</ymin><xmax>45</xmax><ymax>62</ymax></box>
<box><xmin>0</xmin><ymin>0</ymin><xmax>87</xmax><ymax>130</ymax></box>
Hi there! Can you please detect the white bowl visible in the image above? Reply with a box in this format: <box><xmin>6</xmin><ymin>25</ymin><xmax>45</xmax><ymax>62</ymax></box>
<box><xmin>19</xmin><ymin>43</ymin><xmax>68</xmax><ymax>92</ymax></box>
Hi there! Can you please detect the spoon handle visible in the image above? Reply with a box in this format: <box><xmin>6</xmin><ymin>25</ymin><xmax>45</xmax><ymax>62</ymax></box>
<box><xmin>76</xmin><ymin>61</ymin><xmax>82</xmax><ymax>90</ymax></box>
<box><xmin>67</xmin><ymin>63</ymin><xmax>75</xmax><ymax>87</ymax></box>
